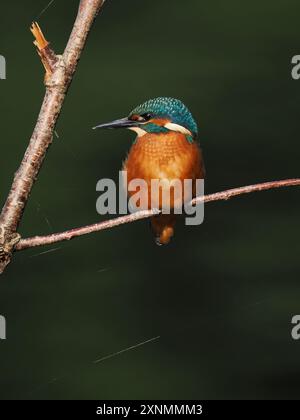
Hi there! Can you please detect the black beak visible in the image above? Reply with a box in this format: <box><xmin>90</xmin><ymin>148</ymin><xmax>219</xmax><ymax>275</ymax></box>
<box><xmin>93</xmin><ymin>117</ymin><xmax>141</xmax><ymax>130</ymax></box>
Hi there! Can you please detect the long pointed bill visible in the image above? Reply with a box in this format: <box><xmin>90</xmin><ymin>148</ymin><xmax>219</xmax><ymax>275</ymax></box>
<box><xmin>93</xmin><ymin>117</ymin><xmax>141</xmax><ymax>130</ymax></box>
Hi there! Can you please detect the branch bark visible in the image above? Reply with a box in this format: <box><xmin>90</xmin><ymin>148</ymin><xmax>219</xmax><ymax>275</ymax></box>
<box><xmin>15</xmin><ymin>178</ymin><xmax>300</xmax><ymax>251</ymax></box>
<box><xmin>0</xmin><ymin>0</ymin><xmax>106</xmax><ymax>273</ymax></box>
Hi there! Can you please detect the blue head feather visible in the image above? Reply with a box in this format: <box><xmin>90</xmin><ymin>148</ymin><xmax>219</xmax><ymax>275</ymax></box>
<box><xmin>129</xmin><ymin>97</ymin><xmax>198</xmax><ymax>138</ymax></box>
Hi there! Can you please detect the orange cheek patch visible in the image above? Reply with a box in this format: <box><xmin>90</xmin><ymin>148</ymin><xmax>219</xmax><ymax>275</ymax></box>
<box><xmin>130</xmin><ymin>114</ymin><xmax>142</xmax><ymax>121</ymax></box>
<box><xmin>149</xmin><ymin>118</ymin><xmax>170</xmax><ymax>126</ymax></box>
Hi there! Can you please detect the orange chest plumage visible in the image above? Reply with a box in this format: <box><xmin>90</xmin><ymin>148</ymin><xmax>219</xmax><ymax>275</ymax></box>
<box><xmin>124</xmin><ymin>131</ymin><xmax>204</xmax><ymax>183</ymax></box>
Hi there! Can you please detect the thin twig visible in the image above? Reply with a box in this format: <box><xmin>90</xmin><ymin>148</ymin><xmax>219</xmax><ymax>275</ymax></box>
<box><xmin>30</xmin><ymin>22</ymin><xmax>58</xmax><ymax>81</ymax></box>
<box><xmin>0</xmin><ymin>0</ymin><xmax>106</xmax><ymax>273</ymax></box>
<box><xmin>15</xmin><ymin>178</ymin><xmax>300</xmax><ymax>251</ymax></box>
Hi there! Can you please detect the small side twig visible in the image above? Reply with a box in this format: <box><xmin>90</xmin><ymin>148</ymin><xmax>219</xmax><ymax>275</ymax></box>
<box><xmin>30</xmin><ymin>22</ymin><xmax>58</xmax><ymax>81</ymax></box>
<box><xmin>15</xmin><ymin>178</ymin><xmax>300</xmax><ymax>251</ymax></box>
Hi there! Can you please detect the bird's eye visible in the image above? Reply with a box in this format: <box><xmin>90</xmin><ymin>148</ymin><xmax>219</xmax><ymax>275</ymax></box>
<box><xmin>130</xmin><ymin>113</ymin><xmax>153</xmax><ymax>122</ymax></box>
<box><xmin>140</xmin><ymin>113</ymin><xmax>152</xmax><ymax>122</ymax></box>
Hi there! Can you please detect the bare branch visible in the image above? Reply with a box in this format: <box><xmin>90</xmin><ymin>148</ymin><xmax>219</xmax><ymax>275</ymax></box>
<box><xmin>0</xmin><ymin>0</ymin><xmax>106</xmax><ymax>273</ymax></box>
<box><xmin>192</xmin><ymin>178</ymin><xmax>300</xmax><ymax>204</ymax></box>
<box><xmin>15</xmin><ymin>178</ymin><xmax>300</xmax><ymax>252</ymax></box>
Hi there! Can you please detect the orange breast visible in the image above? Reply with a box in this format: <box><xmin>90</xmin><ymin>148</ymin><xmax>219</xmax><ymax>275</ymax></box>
<box><xmin>123</xmin><ymin>131</ymin><xmax>205</xmax><ymax>210</ymax></box>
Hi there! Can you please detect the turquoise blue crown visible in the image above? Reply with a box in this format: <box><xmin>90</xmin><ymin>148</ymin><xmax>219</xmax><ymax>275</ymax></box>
<box><xmin>129</xmin><ymin>97</ymin><xmax>198</xmax><ymax>138</ymax></box>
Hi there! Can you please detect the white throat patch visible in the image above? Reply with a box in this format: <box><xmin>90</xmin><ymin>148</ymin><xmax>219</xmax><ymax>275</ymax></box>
<box><xmin>164</xmin><ymin>122</ymin><xmax>192</xmax><ymax>136</ymax></box>
<box><xmin>128</xmin><ymin>123</ymin><xmax>192</xmax><ymax>138</ymax></box>
<box><xmin>128</xmin><ymin>127</ymin><xmax>147</xmax><ymax>137</ymax></box>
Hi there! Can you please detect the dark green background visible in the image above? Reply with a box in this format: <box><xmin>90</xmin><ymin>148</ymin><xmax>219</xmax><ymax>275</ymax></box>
<box><xmin>0</xmin><ymin>0</ymin><xmax>299</xmax><ymax>400</ymax></box>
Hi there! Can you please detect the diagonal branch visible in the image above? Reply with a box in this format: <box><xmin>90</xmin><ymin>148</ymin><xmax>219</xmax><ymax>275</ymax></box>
<box><xmin>15</xmin><ymin>178</ymin><xmax>300</xmax><ymax>251</ymax></box>
<box><xmin>0</xmin><ymin>0</ymin><xmax>106</xmax><ymax>274</ymax></box>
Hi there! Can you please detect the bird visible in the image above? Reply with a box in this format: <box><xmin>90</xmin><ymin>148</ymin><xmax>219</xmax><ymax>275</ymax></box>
<box><xmin>94</xmin><ymin>97</ymin><xmax>205</xmax><ymax>245</ymax></box>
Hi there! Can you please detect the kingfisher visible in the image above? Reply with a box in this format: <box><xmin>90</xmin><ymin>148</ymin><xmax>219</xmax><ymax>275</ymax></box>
<box><xmin>94</xmin><ymin>97</ymin><xmax>205</xmax><ymax>245</ymax></box>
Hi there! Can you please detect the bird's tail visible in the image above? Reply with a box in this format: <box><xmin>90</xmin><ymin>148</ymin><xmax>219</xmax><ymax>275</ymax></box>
<box><xmin>150</xmin><ymin>214</ymin><xmax>176</xmax><ymax>246</ymax></box>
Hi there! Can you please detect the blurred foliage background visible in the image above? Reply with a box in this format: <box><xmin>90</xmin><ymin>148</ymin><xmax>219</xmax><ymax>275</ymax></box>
<box><xmin>0</xmin><ymin>0</ymin><xmax>299</xmax><ymax>400</ymax></box>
